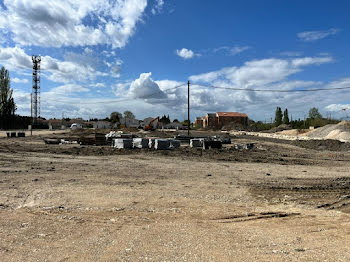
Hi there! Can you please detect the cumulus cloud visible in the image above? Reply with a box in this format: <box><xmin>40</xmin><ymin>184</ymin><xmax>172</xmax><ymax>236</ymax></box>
<box><xmin>297</xmin><ymin>28</ymin><xmax>340</xmax><ymax>42</ymax></box>
<box><xmin>176</xmin><ymin>48</ymin><xmax>199</xmax><ymax>59</ymax></box>
<box><xmin>129</xmin><ymin>72</ymin><xmax>167</xmax><ymax>99</ymax></box>
<box><xmin>0</xmin><ymin>0</ymin><xmax>147</xmax><ymax>48</ymax></box>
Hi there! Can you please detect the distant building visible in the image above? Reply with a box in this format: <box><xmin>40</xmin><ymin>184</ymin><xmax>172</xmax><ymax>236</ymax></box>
<box><xmin>120</xmin><ymin>117</ymin><xmax>140</xmax><ymax>128</ymax></box>
<box><xmin>197</xmin><ymin>112</ymin><xmax>248</xmax><ymax>129</ymax></box>
<box><xmin>216</xmin><ymin>112</ymin><xmax>248</xmax><ymax>128</ymax></box>
<box><xmin>203</xmin><ymin>113</ymin><xmax>217</xmax><ymax>128</ymax></box>
<box><xmin>93</xmin><ymin>121</ymin><xmax>112</xmax><ymax>129</ymax></box>
<box><xmin>194</xmin><ymin>117</ymin><xmax>203</xmax><ymax>128</ymax></box>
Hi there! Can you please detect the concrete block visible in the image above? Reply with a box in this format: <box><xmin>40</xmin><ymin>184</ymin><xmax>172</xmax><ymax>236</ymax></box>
<box><xmin>17</xmin><ymin>132</ymin><xmax>25</xmax><ymax>137</ymax></box>
<box><xmin>209</xmin><ymin>140</ymin><xmax>222</xmax><ymax>149</ymax></box>
<box><xmin>148</xmin><ymin>138</ymin><xmax>156</xmax><ymax>149</ymax></box>
<box><xmin>133</xmin><ymin>138</ymin><xmax>149</xmax><ymax>149</ymax></box>
<box><xmin>169</xmin><ymin>139</ymin><xmax>181</xmax><ymax>149</ymax></box>
<box><xmin>113</xmin><ymin>138</ymin><xmax>133</xmax><ymax>149</ymax></box>
<box><xmin>155</xmin><ymin>139</ymin><xmax>170</xmax><ymax>150</ymax></box>
<box><xmin>190</xmin><ymin>138</ymin><xmax>204</xmax><ymax>148</ymax></box>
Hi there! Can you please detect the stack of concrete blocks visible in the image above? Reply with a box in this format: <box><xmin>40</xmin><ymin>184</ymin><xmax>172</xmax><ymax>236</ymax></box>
<box><xmin>169</xmin><ymin>139</ymin><xmax>181</xmax><ymax>149</ymax></box>
<box><xmin>190</xmin><ymin>138</ymin><xmax>204</xmax><ymax>148</ymax></box>
<box><xmin>154</xmin><ymin>139</ymin><xmax>170</xmax><ymax>150</ymax></box>
<box><xmin>6</xmin><ymin>131</ymin><xmax>25</xmax><ymax>137</ymax></box>
<box><xmin>113</xmin><ymin>138</ymin><xmax>133</xmax><ymax>149</ymax></box>
<box><xmin>133</xmin><ymin>138</ymin><xmax>149</xmax><ymax>149</ymax></box>
<box><xmin>6</xmin><ymin>132</ymin><xmax>16</xmax><ymax>137</ymax></box>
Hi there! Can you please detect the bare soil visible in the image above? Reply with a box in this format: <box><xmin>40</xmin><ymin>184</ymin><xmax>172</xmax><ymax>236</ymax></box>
<box><xmin>1</xmin><ymin>131</ymin><xmax>350</xmax><ymax>261</ymax></box>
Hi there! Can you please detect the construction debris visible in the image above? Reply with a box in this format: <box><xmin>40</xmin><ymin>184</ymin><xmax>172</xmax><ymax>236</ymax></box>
<box><xmin>44</xmin><ymin>138</ymin><xmax>60</xmax><ymax>144</ymax></box>
<box><xmin>234</xmin><ymin>143</ymin><xmax>254</xmax><ymax>150</ymax></box>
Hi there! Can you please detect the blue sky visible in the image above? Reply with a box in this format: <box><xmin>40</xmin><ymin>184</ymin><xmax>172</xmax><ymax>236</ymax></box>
<box><xmin>0</xmin><ymin>0</ymin><xmax>349</xmax><ymax>121</ymax></box>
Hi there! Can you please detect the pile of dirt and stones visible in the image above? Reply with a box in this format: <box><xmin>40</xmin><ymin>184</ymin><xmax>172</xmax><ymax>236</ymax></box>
<box><xmin>306</xmin><ymin>121</ymin><xmax>350</xmax><ymax>141</ymax></box>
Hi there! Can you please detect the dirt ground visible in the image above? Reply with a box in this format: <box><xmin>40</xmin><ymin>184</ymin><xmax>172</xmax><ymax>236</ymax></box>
<box><xmin>1</xmin><ymin>130</ymin><xmax>350</xmax><ymax>261</ymax></box>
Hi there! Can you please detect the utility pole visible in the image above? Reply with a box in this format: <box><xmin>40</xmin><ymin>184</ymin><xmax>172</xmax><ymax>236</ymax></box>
<box><xmin>30</xmin><ymin>93</ymin><xmax>32</xmax><ymax>136</ymax></box>
<box><xmin>187</xmin><ymin>80</ymin><xmax>190</xmax><ymax>136</ymax></box>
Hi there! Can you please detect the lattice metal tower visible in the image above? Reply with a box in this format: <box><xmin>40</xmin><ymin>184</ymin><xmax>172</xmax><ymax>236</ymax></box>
<box><xmin>31</xmin><ymin>55</ymin><xmax>41</xmax><ymax>123</ymax></box>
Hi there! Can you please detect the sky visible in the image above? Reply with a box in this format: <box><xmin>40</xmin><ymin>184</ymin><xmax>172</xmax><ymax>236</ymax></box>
<box><xmin>0</xmin><ymin>0</ymin><xmax>350</xmax><ymax>121</ymax></box>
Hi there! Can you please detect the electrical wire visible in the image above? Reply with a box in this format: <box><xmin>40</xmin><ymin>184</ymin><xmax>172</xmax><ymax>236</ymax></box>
<box><xmin>191</xmin><ymin>83</ymin><xmax>350</xmax><ymax>93</ymax></box>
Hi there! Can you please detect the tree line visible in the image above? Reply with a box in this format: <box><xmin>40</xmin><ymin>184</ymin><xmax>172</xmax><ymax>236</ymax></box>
<box><xmin>0</xmin><ymin>66</ymin><xmax>21</xmax><ymax>129</ymax></box>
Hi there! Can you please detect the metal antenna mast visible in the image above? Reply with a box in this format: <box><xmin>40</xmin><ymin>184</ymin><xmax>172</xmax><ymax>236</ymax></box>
<box><xmin>31</xmin><ymin>55</ymin><xmax>41</xmax><ymax>124</ymax></box>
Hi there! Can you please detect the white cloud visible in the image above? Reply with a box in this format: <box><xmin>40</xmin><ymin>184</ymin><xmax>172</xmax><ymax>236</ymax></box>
<box><xmin>280</xmin><ymin>51</ymin><xmax>303</xmax><ymax>57</ymax></box>
<box><xmin>90</xmin><ymin>83</ymin><xmax>106</xmax><ymax>88</ymax></box>
<box><xmin>213</xmin><ymin>45</ymin><xmax>251</xmax><ymax>56</ymax></box>
<box><xmin>176</xmin><ymin>48</ymin><xmax>199</xmax><ymax>59</ymax></box>
<box><xmin>152</xmin><ymin>0</ymin><xmax>164</xmax><ymax>15</ymax></box>
<box><xmin>230</xmin><ymin>46</ymin><xmax>250</xmax><ymax>55</ymax></box>
<box><xmin>291</xmin><ymin>56</ymin><xmax>333</xmax><ymax>67</ymax></box>
<box><xmin>129</xmin><ymin>72</ymin><xmax>167</xmax><ymax>99</ymax></box>
<box><xmin>12</xmin><ymin>77</ymin><xmax>29</xmax><ymax>84</ymax></box>
<box><xmin>190</xmin><ymin>56</ymin><xmax>333</xmax><ymax>87</ymax></box>
<box><xmin>47</xmin><ymin>84</ymin><xmax>89</xmax><ymax>95</ymax></box>
<box><xmin>297</xmin><ymin>28</ymin><xmax>340</xmax><ymax>42</ymax></box>
<box><xmin>187</xmin><ymin>56</ymin><xmax>336</xmax><ymax>119</ymax></box>
<box><xmin>325</xmin><ymin>104</ymin><xmax>350</xmax><ymax>112</ymax></box>
<box><xmin>0</xmin><ymin>0</ymin><xmax>147</xmax><ymax>48</ymax></box>
<box><xmin>0</xmin><ymin>46</ymin><xmax>107</xmax><ymax>83</ymax></box>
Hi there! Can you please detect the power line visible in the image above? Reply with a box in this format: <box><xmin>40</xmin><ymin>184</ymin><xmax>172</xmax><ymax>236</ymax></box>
<box><xmin>191</xmin><ymin>83</ymin><xmax>350</xmax><ymax>93</ymax></box>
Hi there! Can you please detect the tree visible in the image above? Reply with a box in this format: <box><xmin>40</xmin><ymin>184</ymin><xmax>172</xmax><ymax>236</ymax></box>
<box><xmin>159</xmin><ymin>114</ymin><xmax>170</xmax><ymax>124</ymax></box>
<box><xmin>0</xmin><ymin>66</ymin><xmax>16</xmax><ymax>118</ymax></box>
<box><xmin>123</xmin><ymin>110</ymin><xmax>135</xmax><ymax>119</ymax></box>
<box><xmin>283</xmin><ymin>108</ymin><xmax>289</xmax><ymax>124</ymax></box>
<box><xmin>110</xmin><ymin>112</ymin><xmax>122</xmax><ymax>123</ymax></box>
<box><xmin>309</xmin><ymin>107</ymin><xmax>322</xmax><ymax>119</ymax></box>
<box><xmin>173</xmin><ymin>119</ymin><xmax>179</xmax><ymax>123</ymax></box>
<box><xmin>274</xmin><ymin>107</ymin><xmax>282</xmax><ymax>126</ymax></box>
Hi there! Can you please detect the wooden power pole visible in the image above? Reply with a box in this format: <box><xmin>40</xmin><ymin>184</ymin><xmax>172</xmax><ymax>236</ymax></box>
<box><xmin>187</xmin><ymin>80</ymin><xmax>190</xmax><ymax>136</ymax></box>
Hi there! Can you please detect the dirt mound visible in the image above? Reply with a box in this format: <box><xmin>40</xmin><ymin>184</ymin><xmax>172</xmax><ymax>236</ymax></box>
<box><xmin>277</xmin><ymin>129</ymin><xmax>308</xmax><ymax>136</ymax></box>
<box><xmin>266</xmin><ymin>124</ymin><xmax>291</xmax><ymax>133</ymax></box>
<box><xmin>307</xmin><ymin>121</ymin><xmax>350</xmax><ymax>141</ymax></box>
<box><xmin>292</xmin><ymin>139</ymin><xmax>350</xmax><ymax>151</ymax></box>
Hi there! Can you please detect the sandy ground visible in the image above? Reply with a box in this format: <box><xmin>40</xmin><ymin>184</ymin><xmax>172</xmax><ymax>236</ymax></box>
<box><xmin>1</xmin><ymin>132</ymin><xmax>350</xmax><ymax>261</ymax></box>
